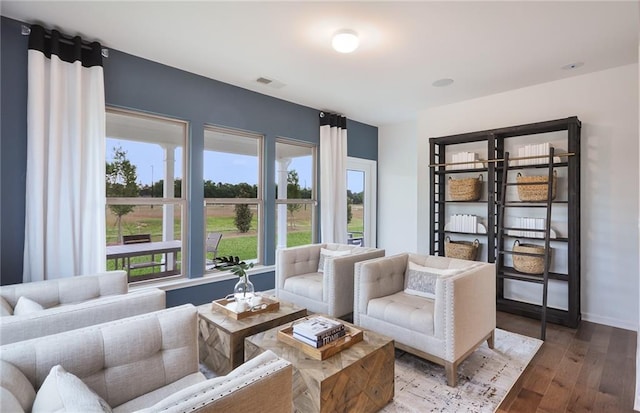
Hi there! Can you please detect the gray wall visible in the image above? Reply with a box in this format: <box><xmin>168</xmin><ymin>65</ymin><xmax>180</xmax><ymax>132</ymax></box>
<box><xmin>0</xmin><ymin>17</ymin><xmax>378</xmax><ymax>301</ymax></box>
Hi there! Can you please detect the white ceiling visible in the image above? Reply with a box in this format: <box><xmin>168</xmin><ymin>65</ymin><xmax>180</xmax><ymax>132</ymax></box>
<box><xmin>2</xmin><ymin>1</ymin><xmax>638</xmax><ymax>127</ymax></box>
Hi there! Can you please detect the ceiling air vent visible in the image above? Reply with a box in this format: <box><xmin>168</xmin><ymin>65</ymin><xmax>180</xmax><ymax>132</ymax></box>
<box><xmin>256</xmin><ymin>76</ymin><xmax>286</xmax><ymax>89</ymax></box>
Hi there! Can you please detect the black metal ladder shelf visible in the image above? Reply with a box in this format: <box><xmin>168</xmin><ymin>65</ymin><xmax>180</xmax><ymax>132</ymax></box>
<box><xmin>496</xmin><ymin>148</ymin><xmax>556</xmax><ymax>340</ymax></box>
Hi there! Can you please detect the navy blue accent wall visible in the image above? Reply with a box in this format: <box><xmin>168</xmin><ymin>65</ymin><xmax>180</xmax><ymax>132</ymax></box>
<box><xmin>1</xmin><ymin>18</ymin><xmax>29</xmax><ymax>286</ymax></box>
<box><xmin>0</xmin><ymin>16</ymin><xmax>378</xmax><ymax>294</ymax></box>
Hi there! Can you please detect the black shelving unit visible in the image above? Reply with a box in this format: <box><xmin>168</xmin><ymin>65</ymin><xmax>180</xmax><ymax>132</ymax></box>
<box><xmin>429</xmin><ymin>117</ymin><xmax>581</xmax><ymax>329</ymax></box>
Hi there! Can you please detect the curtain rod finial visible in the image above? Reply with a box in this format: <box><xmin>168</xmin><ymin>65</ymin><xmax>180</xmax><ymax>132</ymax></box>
<box><xmin>21</xmin><ymin>25</ymin><xmax>31</xmax><ymax>35</ymax></box>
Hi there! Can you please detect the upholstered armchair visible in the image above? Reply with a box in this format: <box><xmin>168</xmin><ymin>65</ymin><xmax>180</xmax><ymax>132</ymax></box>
<box><xmin>354</xmin><ymin>253</ymin><xmax>495</xmax><ymax>386</ymax></box>
<box><xmin>276</xmin><ymin>243</ymin><xmax>385</xmax><ymax>318</ymax></box>
<box><xmin>0</xmin><ymin>304</ymin><xmax>293</xmax><ymax>413</ymax></box>
<box><xmin>0</xmin><ymin>270</ymin><xmax>165</xmax><ymax>345</ymax></box>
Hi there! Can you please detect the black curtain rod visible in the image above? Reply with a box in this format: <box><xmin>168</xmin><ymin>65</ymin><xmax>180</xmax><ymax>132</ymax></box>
<box><xmin>22</xmin><ymin>24</ymin><xmax>109</xmax><ymax>58</ymax></box>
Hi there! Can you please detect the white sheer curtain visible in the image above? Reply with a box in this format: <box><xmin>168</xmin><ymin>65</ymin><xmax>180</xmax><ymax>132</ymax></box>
<box><xmin>319</xmin><ymin>112</ymin><xmax>348</xmax><ymax>244</ymax></box>
<box><xmin>23</xmin><ymin>25</ymin><xmax>106</xmax><ymax>281</ymax></box>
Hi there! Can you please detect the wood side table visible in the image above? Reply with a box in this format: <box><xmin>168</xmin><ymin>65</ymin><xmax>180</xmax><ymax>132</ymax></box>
<box><xmin>197</xmin><ymin>298</ymin><xmax>306</xmax><ymax>375</ymax></box>
<box><xmin>245</xmin><ymin>317</ymin><xmax>395</xmax><ymax>413</ymax></box>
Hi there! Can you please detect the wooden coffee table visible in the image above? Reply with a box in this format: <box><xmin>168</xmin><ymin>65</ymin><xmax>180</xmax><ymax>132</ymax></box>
<box><xmin>197</xmin><ymin>298</ymin><xmax>306</xmax><ymax>375</ymax></box>
<box><xmin>245</xmin><ymin>317</ymin><xmax>395</xmax><ymax>413</ymax></box>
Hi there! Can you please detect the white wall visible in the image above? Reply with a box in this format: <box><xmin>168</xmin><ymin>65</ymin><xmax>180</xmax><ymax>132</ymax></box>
<box><xmin>378</xmin><ymin>120</ymin><xmax>419</xmax><ymax>255</ymax></box>
<box><xmin>409</xmin><ymin>64</ymin><xmax>638</xmax><ymax>330</ymax></box>
<box><xmin>635</xmin><ymin>41</ymin><xmax>640</xmax><ymax>413</ymax></box>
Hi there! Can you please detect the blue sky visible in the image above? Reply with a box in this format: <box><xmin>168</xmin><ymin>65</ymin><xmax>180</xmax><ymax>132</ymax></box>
<box><xmin>107</xmin><ymin>139</ymin><xmax>364</xmax><ymax>192</ymax></box>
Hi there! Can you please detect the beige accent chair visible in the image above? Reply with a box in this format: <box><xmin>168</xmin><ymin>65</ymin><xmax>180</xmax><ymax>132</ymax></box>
<box><xmin>0</xmin><ymin>304</ymin><xmax>293</xmax><ymax>413</ymax></box>
<box><xmin>0</xmin><ymin>270</ymin><xmax>165</xmax><ymax>345</ymax></box>
<box><xmin>276</xmin><ymin>243</ymin><xmax>385</xmax><ymax>318</ymax></box>
<box><xmin>354</xmin><ymin>253</ymin><xmax>496</xmax><ymax>386</ymax></box>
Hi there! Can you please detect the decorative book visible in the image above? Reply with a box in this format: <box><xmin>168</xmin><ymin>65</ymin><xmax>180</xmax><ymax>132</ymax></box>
<box><xmin>293</xmin><ymin>329</ymin><xmax>346</xmax><ymax>348</ymax></box>
<box><xmin>292</xmin><ymin>316</ymin><xmax>345</xmax><ymax>339</ymax></box>
<box><xmin>278</xmin><ymin>323</ymin><xmax>363</xmax><ymax>360</ymax></box>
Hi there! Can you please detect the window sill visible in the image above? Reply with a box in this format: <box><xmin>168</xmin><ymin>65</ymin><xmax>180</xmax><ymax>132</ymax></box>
<box><xmin>128</xmin><ymin>265</ymin><xmax>275</xmax><ymax>292</ymax></box>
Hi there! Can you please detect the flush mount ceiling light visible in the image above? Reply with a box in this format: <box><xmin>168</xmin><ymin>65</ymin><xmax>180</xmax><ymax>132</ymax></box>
<box><xmin>332</xmin><ymin>30</ymin><xmax>359</xmax><ymax>53</ymax></box>
<box><xmin>432</xmin><ymin>78</ymin><xmax>454</xmax><ymax>87</ymax></box>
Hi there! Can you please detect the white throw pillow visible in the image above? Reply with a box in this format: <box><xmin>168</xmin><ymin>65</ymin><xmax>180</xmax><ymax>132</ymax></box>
<box><xmin>0</xmin><ymin>297</ymin><xmax>13</xmax><ymax>316</ymax></box>
<box><xmin>317</xmin><ymin>248</ymin><xmax>351</xmax><ymax>272</ymax></box>
<box><xmin>32</xmin><ymin>365</ymin><xmax>112</xmax><ymax>413</ymax></box>
<box><xmin>404</xmin><ymin>262</ymin><xmax>461</xmax><ymax>299</ymax></box>
<box><xmin>13</xmin><ymin>296</ymin><xmax>44</xmax><ymax>316</ymax></box>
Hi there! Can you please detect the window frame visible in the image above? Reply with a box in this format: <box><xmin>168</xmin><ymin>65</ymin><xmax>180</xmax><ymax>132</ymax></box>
<box><xmin>203</xmin><ymin>125</ymin><xmax>265</xmax><ymax>269</ymax></box>
<box><xmin>105</xmin><ymin>106</ymin><xmax>189</xmax><ymax>283</ymax></box>
<box><xmin>275</xmin><ymin>138</ymin><xmax>318</xmax><ymax>246</ymax></box>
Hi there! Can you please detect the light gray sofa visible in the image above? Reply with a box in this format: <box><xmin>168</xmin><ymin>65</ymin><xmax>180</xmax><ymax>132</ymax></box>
<box><xmin>0</xmin><ymin>270</ymin><xmax>165</xmax><ymax>345</ymax></box>
<box><xmin>354</xmin><ymin>253</ymin><xmax>496</xmax><ymax>386</ymax></box>
<box><xmin>276</xmin><ymin>243</ymin><xmax>385</xmax><ymax>318</ymax></box>
<box><xmin>0</xmin><ymin>304</ymin><xmax>293</xmax><ymax>412</ymax></box>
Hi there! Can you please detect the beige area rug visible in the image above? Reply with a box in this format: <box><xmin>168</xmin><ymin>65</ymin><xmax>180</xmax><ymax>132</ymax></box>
<box><xmin>382</xmin><ymin>328</ymin><xmax>542</xmax><ymax>413</ymax></box>
<box><xmin>199</xmin><ymin>328</ymin><xmax>541</xmax><ymax>413</ymax></box>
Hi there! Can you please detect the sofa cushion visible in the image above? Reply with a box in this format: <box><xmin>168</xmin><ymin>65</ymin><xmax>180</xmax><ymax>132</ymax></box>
<box><xmin>0</xmin><ymin>360</ymin><xmax>35</xmax><ymax>412</ymax></box>
<box><xmin>317</xmin><ymin>248</ymin><xmax>351</xmax><ymax>272</ymax></box>
<box><xmin>367</xmin><ymin>291</ymin><xmax>435</xmax><ymax>335</ymax></box>
<box><xmin>404</xmin><ymin>262</ymin><xmax>462</xmax><ymax>299</ymax></box>
<box><xmin>0</xmin><ymin>297</ymin><xmax>12</xmax><ymax>316</ymax></box>
<box><xmin>283</xmin><ymin>273</ymin><xmax>323</xmax><ymax>301</ymax></box>
<box><xmin>112</xmin><ymin>372</ymin><xmax>205</xmax><ymax>413</ymax></box>
<box><xmin>13</xmin><ymin>296</ymin><xmax>44</xmax><ymax>315</ymax></box>
<box><xmin>1</xmin><ymin>387</ymin><xmax>25</xmax><ymax>413</ymax></box>
<box><xmin>32</xmin><ymin>365</ymin><xmax>112</xmax><ymax>413</ymax></box>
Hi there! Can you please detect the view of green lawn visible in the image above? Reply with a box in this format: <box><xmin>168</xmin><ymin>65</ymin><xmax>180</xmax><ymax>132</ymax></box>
<box><xmin>106</xmin><ymin>204</ymin><xmax>364</xmax><ymax>278</ymax></box>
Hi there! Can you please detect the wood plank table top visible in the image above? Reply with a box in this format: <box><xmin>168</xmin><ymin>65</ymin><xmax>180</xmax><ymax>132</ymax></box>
<box><xmin>197</xmin><ymin>297</ymin><xmax>306</xmax><ymax>335</ymax></box>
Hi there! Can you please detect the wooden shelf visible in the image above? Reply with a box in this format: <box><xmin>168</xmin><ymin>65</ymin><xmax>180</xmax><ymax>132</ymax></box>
<box><xmin>502</xmin><ymin>234</ymin><xmax>568</xmax><ymax>242</ymax></box>
<box><xmin>434</xmin><ymin>167</ymin><xmax>487</xmax><ymax>175</ymax></box>
<box><xmin>496</xmin><ymin>298</ymin><xmax>579</xmax><ymax>328</ymax></box>
<box><xmin>444</xmin><ymin>231</ymin><xmax>488</xmax><ymax>236</ymax></box>
<box><xmin>498</xmin><ymin>266</ymin><xmax>568</xmax><ymax>281</ymax></box>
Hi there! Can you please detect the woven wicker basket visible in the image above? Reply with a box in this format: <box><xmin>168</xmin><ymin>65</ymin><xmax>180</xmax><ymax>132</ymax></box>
<box><xmin>512</xmin><ymin>240</ymin><xmax>548</xmax><ymax>275</ymax></box>
<box><xmin>516</xmin><ymin>171</ymin><xmax>557</xmax><ymax>201</ymax></box>
<box><xmin>449</xmin><ymin>174</ymin><xmax>483</xmax><ymax>201</ymax></box>
<box><xmin>445</xmin><ymin>237</ymin><xmax>479</xmax><ymax>261</ymax></box>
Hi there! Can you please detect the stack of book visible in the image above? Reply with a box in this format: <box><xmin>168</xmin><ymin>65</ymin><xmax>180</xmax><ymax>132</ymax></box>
<box><xmin>447</xmin><ymin>152</ymin><xmax>482</xmax><ymax>170</ymax></box>
<box><xmin>292</xmin><ymin>316</ymin><xmax>346</xmax><ymax>348</ymax></box>
<box><xmin>448</xmin><ymin>214</ymin><xmax>478</xmax><ymax>233</ymax></box>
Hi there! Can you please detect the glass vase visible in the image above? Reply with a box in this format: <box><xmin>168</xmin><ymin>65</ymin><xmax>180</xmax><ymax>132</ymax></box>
<box><xmin>233</xmin><ymin>275</ymin><xmax>255</xmax><ymax>311</ymax></box>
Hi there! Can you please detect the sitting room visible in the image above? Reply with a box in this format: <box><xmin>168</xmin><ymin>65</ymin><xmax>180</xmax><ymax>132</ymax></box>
<box><xmin>1</xmin><ymin>2</ymin><xmax>638</xmax><ymax>412</ymax></box>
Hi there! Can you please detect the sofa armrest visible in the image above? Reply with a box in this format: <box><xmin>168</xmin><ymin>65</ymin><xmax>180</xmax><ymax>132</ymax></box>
<box><xmin>325</xmin><ymin>248</ymin><xmax>385</xmax><ymax>317</ymax></box>
<box><xmin>435</xmin><ymin>263</ymin><xmax>496</xmax><ymax>361</ymax></box>
<box><xmin>136</xmin><ymin>350</ymin><xmax>292</xmax><ymax>413</ymax></box>
<box><xmin>275</xmin><ymin>243</ymin><xmax>325</xmax><ymax>290</ymax></box>
<box><xmin>353</xmin><ymin>254</ymin><xmax>407</xmax><ymax>325</ymax></box>
<box><xmin>0</xmin><ymin>288</ymin><xmax>166</xmax><ymax>345</ymax></box>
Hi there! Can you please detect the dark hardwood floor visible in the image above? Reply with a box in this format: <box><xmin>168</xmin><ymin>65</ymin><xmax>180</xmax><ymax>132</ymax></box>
<box><xmin>496</xmin><ymin>311</ymin><xmax>637</xmax><ymax>413</ymax></box>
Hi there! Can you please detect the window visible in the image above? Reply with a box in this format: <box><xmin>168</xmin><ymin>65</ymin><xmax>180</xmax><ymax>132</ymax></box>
<box><xmin>275</xmin><ymin>139</ymin><xmax>317</xmax><ymax>248</ymax></box>
<box><xmin>105</xmin><ymin>108</ymin><xmax>187</xmax><ymax>282</ymax></box>
<box><xmin>347</xmin><ymin>157</ymin><xmax>377</xmax><ymax>248</ymax></box>
<box><xmin>204</xmin><ymin>126</ymin><xmax>263</xmax><ymax>271</ymax></box>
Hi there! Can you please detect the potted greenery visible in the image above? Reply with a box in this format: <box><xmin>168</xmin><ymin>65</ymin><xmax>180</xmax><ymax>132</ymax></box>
<box><xmin>229</xmin><ymin>259</ymin><xmax>255</xmax><ymax>310</ymax></box>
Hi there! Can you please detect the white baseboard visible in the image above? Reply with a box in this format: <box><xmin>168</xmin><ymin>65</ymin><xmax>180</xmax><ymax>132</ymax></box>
<box><xmin>581</xmin><ymin>312</ymin><xmax>638</xmax><ymax>331</ymax></box>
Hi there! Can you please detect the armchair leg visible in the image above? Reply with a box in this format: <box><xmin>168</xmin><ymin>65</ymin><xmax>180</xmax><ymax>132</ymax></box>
<box><xmin>487</xmin><ymin>330</ymin><xmax>495</xmax><ymax>349</ymax></box>
<box><xmin>445</xmin><ymin>361</ymin><xmax>458</xmax><ymax>387</ymax></box>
